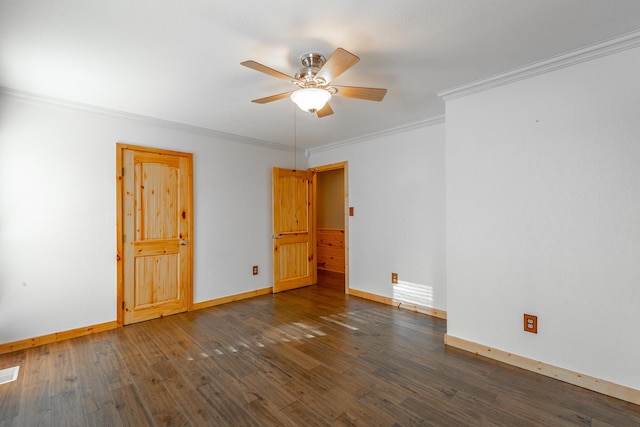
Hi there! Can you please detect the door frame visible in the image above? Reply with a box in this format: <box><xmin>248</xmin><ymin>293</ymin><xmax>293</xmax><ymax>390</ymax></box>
<box><xmin>310</xmin><ymin>161</ymin><xmax>349</xmax><ymax>293</ymax></box>
<box><xmin>115</xmin><ymin>143</ymin><xmax>194</xmax><ymax>327</ymax></box>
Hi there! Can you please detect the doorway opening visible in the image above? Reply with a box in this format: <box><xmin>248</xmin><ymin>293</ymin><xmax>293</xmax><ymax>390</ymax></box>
<box><xmin>311</xmin><ymin>162</ymin><xmax>348</xmax><ymax>292</ymax></box>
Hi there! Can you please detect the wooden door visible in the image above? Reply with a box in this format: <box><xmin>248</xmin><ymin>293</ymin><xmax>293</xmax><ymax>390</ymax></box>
<box><xmin>272</xmin><ymin>167</ymin><xmax>316</xmax><ymax>292</ymax></box>
<box><xmin>117</xmin><ymin>145</ymin><xmax>193</xmax><ymax>325</ymax></box>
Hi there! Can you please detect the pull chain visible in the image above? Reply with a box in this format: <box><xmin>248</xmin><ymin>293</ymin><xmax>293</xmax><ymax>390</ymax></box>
<box><xmin>292</xmin><ymin>103</ymin><xmax>298</xmax><ymax>224</ymax></box>
<box><xmin>293</xmin><ymin>103</ymin><xmax>297</xmax><ymax>171</ymax></box>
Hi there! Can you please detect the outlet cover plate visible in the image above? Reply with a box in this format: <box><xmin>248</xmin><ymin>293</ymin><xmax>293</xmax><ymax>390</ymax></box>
<box><xmin>524</xmin><ymin>314</ymin><xmax>537</xmax><ymax>334</ymax></box>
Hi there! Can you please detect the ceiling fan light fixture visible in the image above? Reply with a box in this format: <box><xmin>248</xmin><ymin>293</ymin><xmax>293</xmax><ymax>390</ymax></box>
<box><xmin>290</xmin><ymin>88</ymin><xmax>331</xmax><ymax>113</ymax></box>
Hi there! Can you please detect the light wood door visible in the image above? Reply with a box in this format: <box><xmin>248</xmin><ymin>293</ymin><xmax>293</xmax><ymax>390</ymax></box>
<box><xmin>272</xmin><ymin>167</ymin><xmax>316</xmax><ymax>292</ymax></box>
<box><xmin>119</xmin><ymin>145</ymin><xmax>193</xmax><ymax>325</ymax></box>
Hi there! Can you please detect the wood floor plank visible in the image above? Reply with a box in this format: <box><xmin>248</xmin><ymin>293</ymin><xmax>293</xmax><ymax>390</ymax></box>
<box><xmin>14</xmin><ymin>381</ymin><xmax>52</xmax><ymax>427</ymax></box>
<box><xmin>398</xmin><ymin>395</ymin><xmax>478</xmax><ymax>427</ymax></box>
<box><xmin>259</xmin><ymin>345</ymin><xmax>336</xmax><ymax>392</ymax></box>
<box><xmin>273</xmin><ymin>340</ymin><xmax>323</xmax><ymax>371</ymax></box>
<box><xmin>0</xmin><ymin>375</ymin><xmax>21</xmax><ymax>425</ymax></box>
<box><xmin>196</xmin><ymin>379</ymin><xmax>262</xmax><ymax>426</ymax></box>
<box><xmin>49</xmin><ymin>348</ymin><xmax>78</xmax><ymax>396</ymax></box>
<box><xmin>235</xmin><ymin>345</ymin><xmax>295</xmax><ymax>384</ymax></box>
<box><xmin>359</xmin><ymin>389</ymin><xmax>431</xmax><ymax>427</ymax></box>
<box><xmin>94</xmin><ymin>336</ymin><xmax>137</xmax><ymax>391</ymax></box>
<box><xmin>490</xmin><ymin>391</ymin><xmax>592</xmax><ymax>426</ymax></box>
<box><xmin>281</xmin><ymin>399</ymin><xmax>332</xmax><ymax>427</ymax></box>
<box><xmin>68</xmin><ymin>335</ymin><xmax>99</xmax><ymax>368</ymax></box>
<box><xmin>446</xmin><ymin>390</ymin><xmax>538</xmax><ymax>426</ymax></box>
<box><xmin>0</xmin><ymin>351</ymin><xmax>26</xmax><ymax>423</ymax></box>
<box><xmin>239</xmin><ymin>370</ymin><xmax>299</xmax><ymax>409</ymax></box>
<box><xmin>170</xmin><ymin>356</ymin><xmax>216</xmax><ymax>390</ymax></box>
<box><xmin>369</xmin><ymin>376</ymin><xmax>422</xmax><ymax>407</ymax></box>
<box><xmin>14</xmin><ymin>346</ymin><xmax>51</xmax><ymax>425</ymax></box>
<box><xmin>76</xmin><ymin>360</ymin><xmax>116</xmax><ymax>416</ymax></box>
<box><xmin>50</xmin><ymin>390</ymin><xmax>86</xmax><ymax>427</ymax></box>
<box><xmin>320</xmin><ymin>364</ymin><xmax>379</xmax><ymax>399</ymax></box>
<box><xmin>364</xmin><ymin>347</ymin><xmax>500</xmax><ymax>405</ymax></box>
<box><xmin>163</xmin><ymin>374</ymin><xmax>227</xmax><ymax>427</ymax></box>
<box><xmin>143</xmin><ymin>318</ymin><xmax>204</xmax><ymax>363</ymax></box>
<box><xmin>485</xmin><ymin>359</ymin><xmax>565</xmax><ymax>401</ymax></box>
<box><xmin>122</xmin><ymin>352</ymin><xmax>188</xmax><ymax>426</ymax></box>
<box><xmin>84</xmin><ymin>406</ymin><xmax>125</xmax><ymax>427</ymax></box>
<box><xmin>284</xmin><ymin>378</ymin><xmax>348</xmax><ymax>421</ymax></box>
<box><xmin>326</xmin><ymin>385</ymin><xmax>397</xmax><ymax>426</ymax></box>
<box><xmin>558</xmin><ymin>382</ymin><xmax>640</xmax><ymax>427</ymax></box>
<box><xmin>126</xmin><ymin>327</ymin><xmax>169</xmax><ymax>367</ymax></box>
<box><xmin>200</xmin><ymin>340</ymin><xmax>262</xmax><ymax>378</ymax></box>
<box><xmin>111</xmin><ymin>384</ymin><xmax>155</xmax><ymax>426</ymax></box>
<box><xmin>244</xmin><ymin>394</ymin><xmax>300</xmax><ymax>427</ymax></box>
<box><xmin>317</xmin><ymin>270</ymin><xmax>345</xmax><ymax>290</ymax></box>
<box><xmin>1</xmin><ymin>285</ymin><xmax>639</xmax><ymax>426</ymax></box>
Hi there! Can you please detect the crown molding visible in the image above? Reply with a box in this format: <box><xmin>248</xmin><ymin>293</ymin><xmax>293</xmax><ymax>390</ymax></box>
<box><xmin>438</xmin><ymin>29</ymin><xmax>640</xmax><ymax>102</ymax></box>
<box><xmin>308</xmin><ymin>114</ymin><xmax>445</xmax><ymax>155</ymax></box>
<box><xmin>0</xmin><ymin>86</ymin><xmax>296</xmax><ymax>153</ymax></box>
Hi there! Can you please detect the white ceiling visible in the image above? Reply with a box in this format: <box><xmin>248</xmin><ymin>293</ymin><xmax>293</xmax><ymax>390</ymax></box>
<box><xmin>2</xmin><ymin>0</ymin><xmax>640</xmax><ymax>149</ymax></box>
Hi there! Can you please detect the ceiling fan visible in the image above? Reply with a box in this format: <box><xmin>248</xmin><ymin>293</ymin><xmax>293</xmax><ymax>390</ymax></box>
<box><xmin>241</xmin><ymin>48</ymin><xmax>387</xmax><ymax>118</ymax></box>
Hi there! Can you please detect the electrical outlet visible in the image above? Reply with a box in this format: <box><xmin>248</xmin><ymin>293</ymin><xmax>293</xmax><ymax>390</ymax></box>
<box><xmin>391</xmin><ymin>273</ymin><xmax>398</xmax><ymax>284</ymax></box>
<box><xmin>524</xmin><ymin>314</ymin><xmax>537</xmax><ymax>334</ymax></box>
<box><xmin>252</xmin><ymin>265</ymin><xmax>259</xmax><ymax>275</ymax></box>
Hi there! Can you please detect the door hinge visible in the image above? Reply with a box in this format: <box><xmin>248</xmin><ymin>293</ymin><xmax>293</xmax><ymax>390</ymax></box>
<box><xmin>121</xmin><ymin>167</ymin><xmax>124</xmax><ymax>176</ymax></box>
<box><xmin>122</xmin><ymin>301</ymin><xmax>125</xmax><ymax>310</ymax></box>
<box><xmin>122</xmin><ymin>234</ymin><xmax>125</xmax><ymax>243</ymax></box>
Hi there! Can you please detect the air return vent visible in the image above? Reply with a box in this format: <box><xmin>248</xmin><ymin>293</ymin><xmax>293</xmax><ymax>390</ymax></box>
<box><xmin>0</xmin><ymin>366</ymin><xmax>19</xmax><ymax>385</ymax></box>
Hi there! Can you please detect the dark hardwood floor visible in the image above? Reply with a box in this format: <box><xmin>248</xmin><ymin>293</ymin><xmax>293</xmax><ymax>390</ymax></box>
<box><xmin>317</xmin><ymin>270</ymin><xmax>345</xmax><ymax>291</ymax></box>
<box><xmin>1</xmin><ymin>285</ymin><xmax>639</xmax><ymax>426</ymax></box>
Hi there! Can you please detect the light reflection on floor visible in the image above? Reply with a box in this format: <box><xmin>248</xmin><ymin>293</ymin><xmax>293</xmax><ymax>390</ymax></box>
<box><xmin>186</xmin><ymin>315</ymin><xmax>362</xmax><ymax>360</ymax></box>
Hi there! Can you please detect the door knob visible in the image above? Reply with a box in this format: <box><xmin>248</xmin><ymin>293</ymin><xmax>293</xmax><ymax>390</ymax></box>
<box><xmin>179</xmin><ymin>239</ymin><xmax>191</xmax><ymax>245</ymax></box>
<box><xmin>272</xmin><ymin>235</ymin><xmax>283</xmax><ymax>239</ymax></box>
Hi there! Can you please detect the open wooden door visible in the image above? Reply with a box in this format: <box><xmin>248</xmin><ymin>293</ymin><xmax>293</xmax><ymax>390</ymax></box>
<box><xmin>272</xmin><ymin>167</ymin><xmax>316</xmax><ymax>293</ymax></box>
<box><xmin>117</xmin><ymin>144</ymin><xmax>193</xmax><ymax>325</ymax></box>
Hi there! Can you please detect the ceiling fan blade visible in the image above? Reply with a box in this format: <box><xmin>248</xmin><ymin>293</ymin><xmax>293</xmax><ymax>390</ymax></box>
<box><xmin>316</xmin><ymin>103</ymin><xmax>334</xmax><ymax>118</ymax></box>
<box><xmin>241</xmin><ymin>60</ymin><xmax>295</xmax><ymax>81</ymax></box>
<box><xmin>315</xmin><ymin>48</ymin><xmax>360</xmax><ymax>84</ymax></box>
<box><xmin>251</xmin><ymin>91</ymin><xmax>295</xmax><ymax>104</ymax></box>
<box><xmin>331</xmin><ymin>85</ymin><xmax>387</xmax><ymax>101</ymax></box>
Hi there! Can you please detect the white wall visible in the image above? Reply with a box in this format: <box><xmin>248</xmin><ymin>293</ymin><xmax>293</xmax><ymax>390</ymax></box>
<box><xmin>0</xmin><ymin>93</ymin><xmax>300</xmax><ymax>343</ymax></box>
<box><xmin>446</xmin><ymin>46</ymin><xmax>640</xmax><ymax>389</ymax></box>
<box><xmin>309</xmin><ymin>123</ymin><xmax>447</xmax><ymax>312</ymax></box>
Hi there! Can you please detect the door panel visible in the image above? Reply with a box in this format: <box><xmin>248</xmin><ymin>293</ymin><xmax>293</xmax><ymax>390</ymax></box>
<box><xmin>279</xmin><ymin>240</ymin><xmax>310</xmax><ymax>278</ymax></box>
<box><xmin>135</xmin><ymin>161</ymin><xmax>180</xmax><ymax>240</ymax></box>
<box><xmin>134</xmin><ymin>254</ymin><xmax>179</xmax><ymax>305</ymax></box>
<box><xmin>272</xmin><ymin>168</ymin><xmax>315</xmax><ymax>292</ymax></box>
<box><xmin>120</xmin><ymin>146</ymin><xmax>193</xmax><ymax>325</ymax></box>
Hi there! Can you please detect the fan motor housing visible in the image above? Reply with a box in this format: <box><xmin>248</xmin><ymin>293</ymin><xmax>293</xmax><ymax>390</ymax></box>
<box><xmin>300</xmin><ymin>53</ymin><xmax>325</xmax><ymax>68</ymax></box>
<box><xmin>295</xmin><ymin>53</ymin><xmax>327</xmax><ymax>85</ymax></box>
